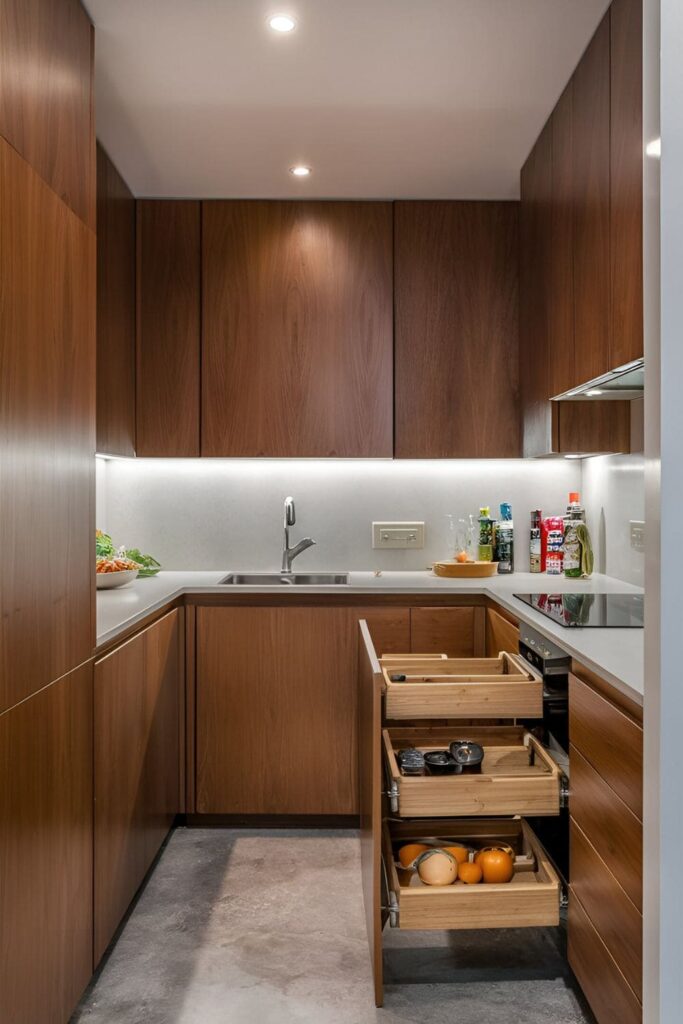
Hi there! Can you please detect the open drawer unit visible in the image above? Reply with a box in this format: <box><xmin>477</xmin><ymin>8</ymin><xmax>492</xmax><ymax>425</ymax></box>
<box><xmin>383</xmin><ymin>818</ymin><xmax>561</xmax><ymax>931</ymax></box>
<box><xmin>384</xmin><ymin>726</ymin><xmax>562</xmax><ymax>817</ymax></box>
<box><xmin>380</xmin><ymin>651</ymin><xmax>541</xmax><ymax>720</ymax></box>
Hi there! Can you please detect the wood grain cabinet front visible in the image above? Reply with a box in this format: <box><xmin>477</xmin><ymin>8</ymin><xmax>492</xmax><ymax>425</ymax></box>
<box><xmin>195</xmin><ymin>606</ymin><xmax>360</xmax><ymax>815</ymax></box>
<box><xmin>136</xmin><ymin>200</ymin><xmax>201</xmax><ymax>456</ymax></box>
<box><xmin>0</xmin><ymin>0</ymin><xmax>95</xmax><ymax>229</ymax></box>
<box><xmin>94</xmin><ymin>609</ymin><xmax>182</xmax><ymax>964</ymax></box>
<box><xmin>0</xmin><ymin>664</ymin><xmax>93</xmax><ymax>1024</ymax></box>
<box><xmin>201</xmin><ymin>200</ymin><xmax>393</xmax><ymax>457</ymax></box>
<box><xmin>96</xmin><ymin>143</ymin><xmax>136</xmax><ymax>457</ymax></box>
<box><xmin>394</xmin><ymin>201</ymin><xmax>520</xmax><ymax>458</ymax></box>
<box><xmin>410</xmin><ymin>606</ymin><xmax>484</xmax><ymax>658</ymax></box>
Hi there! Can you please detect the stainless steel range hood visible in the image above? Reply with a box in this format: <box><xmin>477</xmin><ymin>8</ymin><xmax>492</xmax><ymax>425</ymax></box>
<box><xmin>551</xmin><ymin>358</ymin><xmax>644</xmax><ymax>401</ymax></box>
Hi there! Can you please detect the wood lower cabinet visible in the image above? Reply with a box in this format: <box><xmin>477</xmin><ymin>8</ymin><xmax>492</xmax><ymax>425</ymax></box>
<box><xmin>136</xmin><ymin>200</ymin><xmax>201</xmax><ymax>456</ymax></box>
<box><xmin>94</xmin><ymin>609</ymin><xmax>182</xmax><ymax>963</ymax></box>
<box><xmin>96</xmin><ymin>142</ymin><xmax>136</xmax><ymax>456</ymax></box>
<box><xmin>568</xmin><ymin>671</ymin><xmax>643</xmax><ymax>1022</ymax></box>
<box><xmin>485</xmin><ymin>606</ymin><xmax>519</xmax><ymax>656</ymax></box>
<box><xmin>201</xmin><ymin>200</ymin><xmax>393</xmax><ymax>457</ymax></box>
<box><xmin>0</xmin><ymin>136</ymin><xmax>95</xmax><ymax>714</ymax></box>
<box><xmin>410</xmin><ymin>606</ymin><xmax>484</xmax><ymax>657</ymax></box>
<box><xmin>196</xmin><ymin>606</ymin><xmax>360</xmax><ymax>815</ymax></box>
<box><xmin>0</xmin><ymin>663</ymin><xmax>93</xmax><ymax>1024</ymax></box>
<box><xmin>359</xmin><ymin>607</ymin><xmax>411</xmax><ymax>657</ymax></box>
<box><xmin>394</xmin><ymin>201</ymin><xmax>520</xmax><ymax>458</ymax></box>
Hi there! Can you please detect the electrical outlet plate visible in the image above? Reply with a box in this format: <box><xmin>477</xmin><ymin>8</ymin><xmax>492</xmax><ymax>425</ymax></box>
<box><xmin>629</xmin><ymin>520</ymin><xmax>645</xmax><ymax>552</ymax></box>
<box><xmin>372</xmin><ymin>521</ymin><xmax>425</xmax><ymax>549</ymax></box>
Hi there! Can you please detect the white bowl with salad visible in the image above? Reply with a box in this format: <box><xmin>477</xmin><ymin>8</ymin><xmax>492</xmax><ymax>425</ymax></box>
<box><xmin>96</xmin><ymin>531</ymin><xmax>161</xmax><ymax>589</ymax></box>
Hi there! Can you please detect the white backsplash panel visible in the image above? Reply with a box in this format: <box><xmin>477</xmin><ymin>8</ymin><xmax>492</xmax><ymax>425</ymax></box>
<box><xmin>582</xmin><ymin>453</ymin><xmax>645</xmax><ymax>587</ymax></box>
<box><xmin>97</xmin><ymin>458</ymin><xmax>581</xmax><ymax>573</ymax></box>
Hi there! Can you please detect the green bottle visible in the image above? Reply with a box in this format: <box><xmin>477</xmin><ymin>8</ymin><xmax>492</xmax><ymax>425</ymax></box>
<box><xmin>478</xmin><ymin>507</ymin><xmax>493</xmax><ymax>562</ymax></box>
<box><xmin>563</xmin><ymin>492</ymin><xmax>594</xmax><ymax>579</ymax></box>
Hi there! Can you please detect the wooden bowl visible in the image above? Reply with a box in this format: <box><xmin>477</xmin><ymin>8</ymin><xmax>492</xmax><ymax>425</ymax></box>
<box><xmin>432</xmin><ymin>560</ymin><xmax>499</xmax><ymax>578</ymax></box>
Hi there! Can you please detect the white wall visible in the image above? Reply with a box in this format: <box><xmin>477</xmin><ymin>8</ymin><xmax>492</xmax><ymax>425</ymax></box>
<box><xmin>582</xmin><ymin>453</ymin><xmax>645</xmax><ymax>587</ymax></box>
<box><xmin>97</xmin><ymin>458</ymin><xmax>581</xmax><ymax>572</ymax></box>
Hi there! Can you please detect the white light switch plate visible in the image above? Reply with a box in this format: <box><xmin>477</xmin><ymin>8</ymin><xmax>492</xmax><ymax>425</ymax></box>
<box><xmin>630</xmin><ymin>520</ymin><xmax>645</xmax><ymax>552</ymax></box>
<box><xmin>372</xmin><ymin>521</ymin><xmax>425</xmax><ymax>549</ymax></box>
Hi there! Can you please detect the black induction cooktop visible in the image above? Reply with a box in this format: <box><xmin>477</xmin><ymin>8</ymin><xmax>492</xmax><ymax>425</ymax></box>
<box><xmin>514</xmin><ymin>592</ymin><xmax>644</xmax><ymax>628</ymax></box>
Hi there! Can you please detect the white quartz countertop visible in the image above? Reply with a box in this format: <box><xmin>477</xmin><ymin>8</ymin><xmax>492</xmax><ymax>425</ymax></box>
<box><xmin>96</xmin><ymin>570</ymin><xmax>644</xmax><ymax>706</ymax></box>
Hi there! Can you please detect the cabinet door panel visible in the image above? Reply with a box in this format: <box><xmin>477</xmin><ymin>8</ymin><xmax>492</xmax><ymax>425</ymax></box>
<box><xmin>196</xmin><ymin>607</ymin><xmax>358</xmax><ymax>814</ymax></box>
<box><xmin>519</xmin><ymin>124</ymin><xmax>553</xmax><ymax>456</ymax></box>
<box><xmin>201</xmin><ymin>201</ymin><xmax>393</xmax><ymax>457</ymax></box>
<box><xmin>410</xmin><ymin>607</ymin><xmax>481</xmax><ymax>657</ymax></box>
<box><xmin>572</xmin><ymin>12</ymin><xmax>611</xmax><ymax>385</ymax></box>
<box><xmin>357</xmin><ymin>608</ymin><xmax>411</xmax><ymax>657</ymax></box>
<box><xmin>0</xmin><ymin>137</ymin><xmax>95</xmax><ymax>714</ymax></box>
<box><xmin>610</xmin><ymin>0</ymin><xmax>643</xmax><ymax>368</ymax></box>
<box><xmin>395</xmin><ymin>201</ymin><xmax>519</xmax><ymax>458</ymax></box>
<box><xmin>0</xmin><ymin>664</ymin><xmax>93</xmax><ymax>1024</ymax></box>
<box><xmin>136</xmin><ymin>200</ymin><xmax>201</xmax><ymax>456</ymax></box>
<box><xmin>96</xmin><ymin>143</ymin><xmax>136</xmax><ymax>456</ymax></box>
<box><xmin>94</xmin><ymin>610</ymin><xmax>181</xmax><ymax>963</ymax></box>
<box><xmin>0</xmin><ymin>0</ymin><xmax>95</xmax><ymax>228</ymax></box>
<box><xmin>549</xmin><ymin>83</ymin><xmax>575</xmax><ymax>397</ymax></box>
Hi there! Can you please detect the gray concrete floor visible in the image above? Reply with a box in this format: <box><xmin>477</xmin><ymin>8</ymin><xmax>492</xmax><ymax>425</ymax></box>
<box><xmin>72</xmin><ymin>829</ymin><xmax>594</xmax><ymax>1024</ymax></box>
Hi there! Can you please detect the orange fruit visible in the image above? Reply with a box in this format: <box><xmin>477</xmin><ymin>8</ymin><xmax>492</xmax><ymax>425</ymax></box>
<box><xmin>442</xmin><ymin>844</ymin><xmax>469</xmax><ymax>865</ymax></box>
<box><xmin>457</xmin><ymin>861</ymin><xmax>483</xmax><ymax>885</ymax></box>
<box><xmin>478</xmin><ymin>849</ymin><xmax>514</xmax><ymax>884</ymax></box>
<box><xmin>474</xmin><ymin>844</ymin><xmax>514</xmax><ymax>865</ymax></box>
<box><xmin>456</xmin><ymin>550</ymin><xmax>469</xmax><ymax>563</ymax></box>
<box><xmin>397</xmin><ymin>843</ymin><xmax>429</xmax><ymax>869</ymax></box>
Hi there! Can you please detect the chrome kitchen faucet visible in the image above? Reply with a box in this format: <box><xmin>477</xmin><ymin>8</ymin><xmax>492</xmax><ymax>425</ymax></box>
<box><xmin>281</xmin><ymin>496</ymin><xmax>316</xmax><ymax>573</ymax></box>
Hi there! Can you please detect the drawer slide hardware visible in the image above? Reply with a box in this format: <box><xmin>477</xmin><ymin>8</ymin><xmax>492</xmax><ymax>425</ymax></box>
<box><xmin>385</xmin><ymin>780</ymin><xmax>400</xmax><ymax>814</ymax></box>
<box><xmin>381</xmin><ymin>856</ymin><xmax>400</xmax><ymax>927</ymax></box>
<box><xmin>560</xmin><ymin>774</ymin><xmax>570</xmax><ymax>809</ymax></box>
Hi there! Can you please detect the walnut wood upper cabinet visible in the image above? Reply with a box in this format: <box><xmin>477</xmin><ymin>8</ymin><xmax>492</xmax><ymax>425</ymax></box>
<box><xmin>0</xmin><ymin>0</ymin><xmax>95</xmax><ymax>229</ymax></box>
<box><xmin>610</xmin><ymin>0</ymin><xmax>644</xmax><ymax>369</ymax></box>
<box><xmin>0</xmin><ymin>663</ymin><xmax>93</xmax><ymax>1024</ymax></box>
<box><xmin>96</xmin><ymin>143</ymin><xmax>136</xmax><ymax>456</ymax></box>
<box><xmin>394</xmin><ymin>201</ymin><xmax>520</xmax><ymax>458</ymax></box>
<box><xmin>196</xmin><ymin>606</ymin><xmax>359</xmax><ymax>814</ymax></box>
<box><xmin>572</xmin><ymin>12</ymin><xmax>612</xmax><ymax>385</ymax></box>
<box><xmin>94</xmin><ymin>609</ymin><xmax>182</xmax><ymax>964</ymax></box>
<box><xmin>136</xmin><ymin>200</ymin><xmax>201</xmax><ymax>456</ymax></box>
<box><xmin>0</xmin><ymin>137</ymin><xmax>95</xmax><ymax>714</ymax></box>
<box><xmin>201</xmin><ymin>201</ymin><xmax>393</xmax><ymax>457</ymax></box>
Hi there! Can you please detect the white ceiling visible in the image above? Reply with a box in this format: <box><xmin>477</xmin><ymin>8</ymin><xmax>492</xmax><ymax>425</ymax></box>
<box><xmin>85</xmin><ymin>0</ymin><xmax>609</xmax><ymax>200</ymax></box>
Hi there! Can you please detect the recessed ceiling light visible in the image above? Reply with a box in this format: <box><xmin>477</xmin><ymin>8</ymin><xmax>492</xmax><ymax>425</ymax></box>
<box><xmin>290</xmin><ymin>165</ymin><xmax>311</xmax><ymax>177</ymax></box>
<box><xmin>585</xmin><ymin>389</ymin><xmax>604</xmax><ymax>397</ymax></box>
<box><xmin>564</xmin><ymin>454</ymin><xmax>584</xmax><ymax>460</ymax></box>
<box><xmin>268</xmin><ymin>13</ymin><xmax>297</xmax><ymax>32</ymax></box>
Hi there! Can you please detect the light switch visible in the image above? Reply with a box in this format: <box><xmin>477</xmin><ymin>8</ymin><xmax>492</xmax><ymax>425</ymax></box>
<box><xmin>372</xmin><ymin>521</ymin><xmax>425</xmax><ymax>549</ymax></box>
<box><xmin>630</xmin><ymin>520</ymin><xmax>645</xmax><ymax>552</ymax></box>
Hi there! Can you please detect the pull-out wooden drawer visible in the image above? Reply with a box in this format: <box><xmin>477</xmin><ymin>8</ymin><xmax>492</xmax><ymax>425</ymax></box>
<box><xmin>381</xmin><ymin>652</ymin><xmax>541</xmax><ymax>720</ymax></box>
<box><xmin>384</xmin><ymin>726</ymin><xmax>562</xmax><ymax>817</ymax></box>
<box><xmin>383</xmin><ymin>819</ymin><xmax>560</xmax><ymax>931</ymax></box>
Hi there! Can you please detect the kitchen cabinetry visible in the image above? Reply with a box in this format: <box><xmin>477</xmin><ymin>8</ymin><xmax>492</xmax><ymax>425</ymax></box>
<box><xmin>0</xmin><ymin>136</ymin><xmax>95</xmax><ymax>714</ymax></box>
<box><xmin>0</xmin><ymin>0</ymin><xmax>95</xmax><ymax>229</ymax></box>
<box><xmin>359</xmin><ymin>621</ymin><xmax>560</xmax><ymax>1006</ymax></box>
<box><xmin>610</xmin><ymin>0</ymin><xmax>644</xmax><ymax>369</ymax></box>
<box><xmin>97</xmin><ymin>143</ymin><xmax>136</xmax><ymax>456</ymax></box>
<box><xmin>196</xmin><ymin>606</ymin><xmax>360</xmax><ymax>814</ymax></box>
<box><xmin>568</xmin><ymin>672</ymin><xmax>643</xmax><ymax>1022</ymax></box>
<box><xmin>572</xmin><ymin>12</ymin><xmax>611</xmax><ymax>384</ymax></box>
<box><xmin>94</xmin><ymin>609</ymin><xmax>182</xmax><ymax>964</ymax></box>
<box><xmin>519</xmin><ymin>2</ymin><xmax>638</xmax><ymax>457</ymax></box>
<box><xmin>136</xmin><ymin>200</ymin><xmax>201</xmax><ymax>456</ymax></box>
<box><xmin>0</xmin><ymin>663</ymin><xmax>93</xmax><ymax>1024</ymax></box>
<box><xmin>201</xmin><ymin>201</ymin><xmax>393</xmax><ymax>457</ymax></box>
<box><xmin>394</xmin><ymin>201</ymin><xmax>520</xmax><ymax>458</ymax></box>
<box><xmin>410</xmin><ymin>606</ymin><xmax>484</xmax><ymax>657</ymax></box>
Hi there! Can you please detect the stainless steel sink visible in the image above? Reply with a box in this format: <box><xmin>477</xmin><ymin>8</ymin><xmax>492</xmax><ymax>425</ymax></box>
<box><xmin>218</xmin><ymin>572</ymin><xmax>349</xmax><ymax>586</ymax></box>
